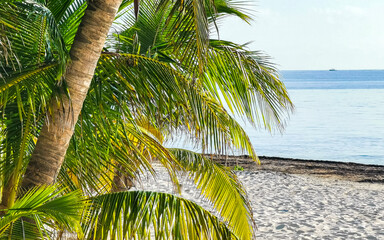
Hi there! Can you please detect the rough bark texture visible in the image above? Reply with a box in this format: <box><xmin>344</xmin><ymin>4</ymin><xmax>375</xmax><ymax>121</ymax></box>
<box><xmin>21</xmin><ymin>0</ymin><xmax>123</xmax><ymax>189</ymax></box>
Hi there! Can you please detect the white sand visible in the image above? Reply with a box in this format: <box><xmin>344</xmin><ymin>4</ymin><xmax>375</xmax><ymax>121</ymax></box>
<box><xmin>133</xmin><ymin>169</ymin><xmax>384</xmax><ymax>239</ymax></box>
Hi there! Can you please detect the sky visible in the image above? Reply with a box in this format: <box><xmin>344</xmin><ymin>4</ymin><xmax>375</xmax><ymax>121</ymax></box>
<box><xmin>219</xmin><ymin>0</ymin><xmax>384</xmax><ymax>70</ymax></box>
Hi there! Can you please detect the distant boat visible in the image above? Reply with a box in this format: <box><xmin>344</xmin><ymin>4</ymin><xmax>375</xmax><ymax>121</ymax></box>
<box><xmin>329</xmin><ymin>68</ymin><xmax>336</xmax><ymax>71</ymax></box>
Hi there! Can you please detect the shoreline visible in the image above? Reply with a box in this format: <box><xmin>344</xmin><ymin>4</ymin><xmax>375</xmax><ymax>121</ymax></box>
<box><xmin>205</xmin><ymin>155</ymin><xmax>384</xmax><ymax>183</ymax></box>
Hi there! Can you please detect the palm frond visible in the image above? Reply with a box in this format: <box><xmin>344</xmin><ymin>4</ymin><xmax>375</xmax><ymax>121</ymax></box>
<box><xmin>0</xmin><ymin>219</ymin><xmax>42</xmax><ymax>240</ymax></box>
<box><xmin>0</xmin><ymin>64</ymin><xmax>59</xmax><ymax>195</ymax></box>
<box><xmin>46</xmin><ymin>0</ymin><xmax>78</xmax><ymax>22</ymax></box>
<box><xmin>0</xmin><ymin>185</ymin><xmax>84</xmax><ymax>239</ymax></box>
<box><xmin>111</xmin><ymin>0</ymin><xmax>167</xmax><ymax>56</ymax></box>
<box><xmin>84</xmin><ymin>191</ymin><xmax>238</xmax><ymax>239</ymax></box>
<box><xmin>61</xmin><ymin>90</ymin><xmax>181</xmax><ymax>195</ymax></box>
<box><xmin>170</xmin><ymin>148</ymin><xmax>255</xmax><ymax>240</ymax></box>
<box><xmin>0</xmin><ymin>1</ymin><xmax>68</xmax><ymax>77</ymax></box>
<box><xmin>57</xmin><ymin>0</ymin><xmax>87</xmax><ymax>48</ymax></box>
<box><xmin>98</xmin><ymin>53</ymin><xmax>258</xmax><ymax>158</ymax></box>
<box><xmin>0</xmin><ymin>104</ymin><xmax>36</xmax><ymax>208</ymax></box>
<box><xmin>214</xmin><ymin>0</ymin><xmax>253</xmax><ymax>24</ymax></box>
<box><xmin>205</xmin><ymin>40</ymin><xmax>294</xmax><ymax>130</ymax></box>
<box><xmin>0</xmin><ymin>63</ymin><xmax>57</xmax><ymax>94</ymax></box>
<box><xmin>157</xmin><ymin>0</ymin><xmax>215</xmax><ymax>74</ymax></box>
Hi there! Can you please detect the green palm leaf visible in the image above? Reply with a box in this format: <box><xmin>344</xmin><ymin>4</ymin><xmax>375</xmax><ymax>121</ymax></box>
<box><xmin>85</xmin><ymin>191</ymin><xmax>238</xmax><ymax>239</ymax></box>
<box><xmin>156</xmin><ymin>0</ymin><xmax>214</xmax><ymax>74</ymax></box>
<box><xmin>0</xmin><ymin>64</ymin><xmax>57</xmax><ymax>93</ymax></box>
<box><xmin>62</xmin><ymin>119</ymin><xmax>181</xmax><ymax>195</ymax></box>
<box><xmin>214</xmin><ymin>0</ymin><xmax>252</xmax><ymax>23</ymax></box>
<box><xmin>0</xmin><ymin>185</ymin><xmax>84</xmax><ymax>239</ymax></box>
<box><xmin>96</xmin><ymin>53</ymin><xmax>259</xmax><ymax>158</ymax></box>
<box><xmin>0</xmin><ymin>1</ymin><xmax>68</xmax><ymax>76</ymax></box>
<box><xmin>205</xmin><ymin>40</ymin><xmax>294</xmax><ymax>130</ymax></box>
<box><xmin>170</xmin><ymin>148</ymin><xmax>255</xmax><ymax>240</ymax></box>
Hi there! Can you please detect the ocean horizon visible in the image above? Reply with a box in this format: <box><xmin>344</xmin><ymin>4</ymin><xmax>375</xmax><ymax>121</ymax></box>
<box><xmin>247</xmin><ymin>69</ymin><xmax>384</xmax><ymax>165</ymax></box>
<box><xmin>282</xmin><ymin>69</ymin><xmax>384</xmax><ymax>71</ymax></box>
<box><xmin>170</xmin><ymin>70</ymin><xmax>384</xmax><ymax>166</ymax></box>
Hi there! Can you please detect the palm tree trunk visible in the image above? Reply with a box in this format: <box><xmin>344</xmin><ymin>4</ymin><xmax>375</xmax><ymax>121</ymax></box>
<box><xmin>21</xmin><ymin>0</ymin><xmax>123</xmax><ymax>190</ymax></box>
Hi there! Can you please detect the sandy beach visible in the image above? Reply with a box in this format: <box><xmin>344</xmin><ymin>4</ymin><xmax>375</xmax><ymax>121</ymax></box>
<box><xmin>239</xmin><ymin>171</ymin><xmax>384</xmax><ymax>239</ymax></box>
<box><xmin>133</xmin><ymin>157</ymin><xmax>384</xmax><ymax>239</ymax></box>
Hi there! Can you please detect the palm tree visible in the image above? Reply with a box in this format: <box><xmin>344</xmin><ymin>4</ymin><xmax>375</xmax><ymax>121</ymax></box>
<box><xmin>0</xmin><ymin>0</ymin><xmax>293</xmax><ymax>238</ymax></box>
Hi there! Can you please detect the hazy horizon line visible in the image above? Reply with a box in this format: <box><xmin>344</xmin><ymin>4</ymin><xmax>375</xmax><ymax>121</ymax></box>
<box><xmin>280</xmin><ymin>69</ymin><xmax>384</xmax><ymax>71</ymax></box>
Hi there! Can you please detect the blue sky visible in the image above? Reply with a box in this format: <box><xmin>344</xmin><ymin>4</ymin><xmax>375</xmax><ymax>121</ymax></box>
<box><xmin>219</xmin><ymin>0</ymin><xmax>384</xmax><ymax>70</ymax></box>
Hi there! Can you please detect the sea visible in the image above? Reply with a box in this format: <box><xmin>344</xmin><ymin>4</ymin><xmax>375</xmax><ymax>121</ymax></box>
<box><xmin>247</xmin><ymin>70</ymin><xmax>384</xmax><ymax>166</ymax></box>
<box><xmin>169</xmin><ymin>70</ymin><xmax>384</xmax><ymax>166</ymax></box>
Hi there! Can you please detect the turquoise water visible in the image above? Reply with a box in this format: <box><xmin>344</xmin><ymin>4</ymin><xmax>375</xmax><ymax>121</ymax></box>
<box><xmin>249</xmin><ymin>70</ymin><xmax>384</xmax><ymax>165</ymax></box>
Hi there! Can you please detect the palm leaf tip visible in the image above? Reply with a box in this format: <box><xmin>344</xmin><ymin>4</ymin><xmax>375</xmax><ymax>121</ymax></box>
<box><xmin>170</xmin><ymin>148</ymin><xmax>256</xmax><ymax>240</ymax></box>
<box><xmin>0</xmin><ymin>185</ymin><xmax>85</xmax><ymax>239</ymax></box>
<box><xmin>86</xmin><ymin>191</ymin><xmax>239</xmax><ymax>239</ymax></box>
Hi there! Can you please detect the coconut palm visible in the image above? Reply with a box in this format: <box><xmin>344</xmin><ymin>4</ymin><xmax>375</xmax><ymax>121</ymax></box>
<box><xmin>0</xmin><ymin>0</ymin><xmax>293</xmax><ymax>239</ymax></box>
